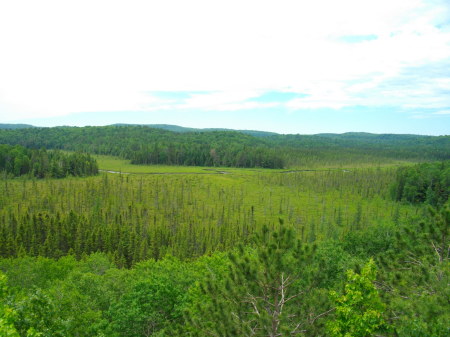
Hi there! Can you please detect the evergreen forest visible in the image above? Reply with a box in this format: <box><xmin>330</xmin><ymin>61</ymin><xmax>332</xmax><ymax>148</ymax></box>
<box><xmin>0</xmin><ymin>125</ymin><xmax>449</xmax><ymax>336</ymax></box>
<box><xmin>0</xmin><ymin>144</ymin><xmax>98</xmax><ymax>179</ymax></box>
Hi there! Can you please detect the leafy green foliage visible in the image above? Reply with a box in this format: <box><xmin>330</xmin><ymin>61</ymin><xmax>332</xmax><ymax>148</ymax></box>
<box><xmin>0</xmin><ymin>272</ymin><xmax>21</xmax><ymax>337</ymax></box>
<box><xmin>108</xmin><ymin>277</ymin><xmax>183</xmax><ymax>336</ymax></box>
<box><xmin>327</xmin><ymin>259</ymin><xmax>386</xmax><ymax>337</ymax></box>
<box><xmin>0</xmin><ymin>272</ymin><xmax>41</xmax><ymax>337</ymax></box>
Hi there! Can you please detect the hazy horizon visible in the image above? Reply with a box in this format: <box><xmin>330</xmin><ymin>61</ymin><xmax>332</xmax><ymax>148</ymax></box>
<box><xmin>3</xmin><ymin>121</ymin><xmax>449</xmax><ymax>137</ymax></box>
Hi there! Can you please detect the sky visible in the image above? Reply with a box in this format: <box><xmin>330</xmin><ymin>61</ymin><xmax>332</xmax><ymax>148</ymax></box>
<box><xmin>0</xmin><ymin>0</ymin><xmax>449</xmax><ymax>135</ymax></box>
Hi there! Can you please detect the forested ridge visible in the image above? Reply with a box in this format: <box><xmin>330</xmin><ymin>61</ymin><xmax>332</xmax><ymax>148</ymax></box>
<box><xmin>0</xmin><ymin>125</ymin><xmax>448</xmax><ymax>168</ymax></box>
<box><xmin>0</xmin><ymin>124</ymin><xmax>35</xmax><ymax>130</ymax></box>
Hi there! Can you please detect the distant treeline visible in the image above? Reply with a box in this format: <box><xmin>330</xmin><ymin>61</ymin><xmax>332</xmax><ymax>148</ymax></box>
<box><xmin>0</xmin><ymin>127</ymin><xmax>285</xmax><ymax>168</ymax></box>
<box><xmin>391</xmin><ymin>161</ymin><xmax>449</xmax><ymax>207</ymax></box>
<box><xmin>0</xmin><ymin>126</ymin><xmax>448</xmax><ymax>168</ymax></box>
<box><xmin>0</xmin><ymin>144</ymin><xmax>98</xmax><ymax>178</ymax></box>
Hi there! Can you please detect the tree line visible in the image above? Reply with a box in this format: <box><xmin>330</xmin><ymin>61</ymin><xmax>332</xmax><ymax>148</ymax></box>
<box><xmin>391</xmin><ymin>161</ymin><xmax>449</xmax><ymax>207</ymax></box>
<box><xmin>0</xmin><ymin>144</ymin><xmax>98</xmax><ymax>178</ymax></box>
<box><xmin>0</xmin><ymin>127</ymin><xmax>286</xmax><ymax>169</ymax></box>
<box><xmin>0</xmin><ymin>126</ymin><xmax>448</xmax><ymax>168</ymax></box>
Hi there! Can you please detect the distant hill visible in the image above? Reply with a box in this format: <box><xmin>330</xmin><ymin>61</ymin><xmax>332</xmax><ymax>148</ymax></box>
<box><xmin>0</xmin><ymin>125</ymin><xmax>448</xmax><ymax>168</ymax></box>
<box><xmin>0</xmin><ymin>123</ymin><xmax>35</xmax><ymax>129</ymax></box>
<box><xmin>0</xmin><ymin>123</ymin><xmax>443</xmax><ymax>140</ymax></box>
<box><xmin>111</xmin><ymin>124</ymin><xmax>444</xmax><ymax>140</ymax></box>
<box><xmin>111</xmin><ymin>123</ymin><xmax>279</xmax><ymax>137</ymax></box>
<box><xmin>315</xmin><ymin>132</ymin><xmax>430</xmax><ymax>140</ymax></box>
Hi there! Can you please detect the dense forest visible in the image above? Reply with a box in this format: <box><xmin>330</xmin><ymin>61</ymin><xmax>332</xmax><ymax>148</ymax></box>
<box><xmin>391</xmin><ymin>161</ymin><xmax>449</xmax><ymax>207</ymax></box>
<box><xmin>0</xmin><ymin>125</ymin><xmax>449</xmax><ymax>336</ymax></box>
<box><xmin>0</xmin><ymin>125</ymin><xmax>448</xmax><ymax>168</ymax></box>
<box><xmin>0</xmin><ymin>144</ymin><xmax>98</xmax><ymax>178</ymax></box>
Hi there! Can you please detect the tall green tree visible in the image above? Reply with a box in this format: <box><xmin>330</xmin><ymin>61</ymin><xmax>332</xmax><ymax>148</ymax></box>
<box><xmin>186</xmin><ymin>226</ymin><xmax>327</xmax><ymax>336</ymax></box>
<box><xmin>379</xmin><ymin>204</ymin><xmax>449</xmax><ymax>336</ymax></box>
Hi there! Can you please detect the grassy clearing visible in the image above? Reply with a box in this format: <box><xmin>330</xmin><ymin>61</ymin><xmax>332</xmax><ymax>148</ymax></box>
<box><xmin>95</xmin><ymin>155</ymin><xmax>209</xmax><ymax>173</ymax></box>
<box><xmin>95</xmin><ymin>154</ymin><xmax>414</xmax><ymax>176</ymax></box>
<box><xmin>95</xmin><ymin>155</ymin><xmax>290</xmax><ymax>175</ymax></box>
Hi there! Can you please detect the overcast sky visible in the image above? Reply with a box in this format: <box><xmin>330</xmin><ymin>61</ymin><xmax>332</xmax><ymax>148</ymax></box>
<box><xmin>0</xmin><ymin>0</ymin><xmax>449</xmax><ymax>135</ymax></box>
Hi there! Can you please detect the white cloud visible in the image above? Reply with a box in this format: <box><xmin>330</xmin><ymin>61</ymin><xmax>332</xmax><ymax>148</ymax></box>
<box><xmin>0</xmin><ymin>88</ymin><xmax>170</xmax><ymax>120</ymax></box>
<box><xmin>434</xmin><ymin>110</ymin><xmax>450</xmax><ymax>114</ymax></box>
<box><xmin>0</xmin><ymin>0</ymin><xmax>449</xmax><ymax>120</ymax></box>
<box><xmin>180</xmin><ymin>91</ymin><xmax>262</xmax><ymax>110</ymax></box>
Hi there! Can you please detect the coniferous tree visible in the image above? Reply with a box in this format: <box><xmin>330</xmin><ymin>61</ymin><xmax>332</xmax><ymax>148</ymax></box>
<box><xmin>186</xmin><ymin>226</ymin><xmax>328</xmax><ymax>336</ymax></box>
